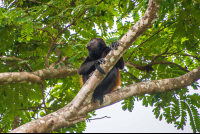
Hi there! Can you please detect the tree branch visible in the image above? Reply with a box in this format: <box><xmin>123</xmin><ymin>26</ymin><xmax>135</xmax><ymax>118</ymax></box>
<box><xmin>10</xmin><ymin>66</ymin><xmax>200</xmax><ymax>133</ymax></box>
<box><xmin>10</xmin><ymin>0</ymin><xmax>160</xmax><ymax>133</ymax></box>
<box><xmin>12</xmin><ymin>116</ymin><xmax>20</xmax><ymax>130</ymax></box>
<box><xmin>0</xmin><ymin>72</ymin><xmax>42</xmax><ymax>84</ymax></box>
<box><xmin>0</xmin><ymin>67</ymin><xmax>77</xmax><ymax>85</ymax></box>
<box><xmin>33</xmin><ymin>23</ymin><xmax>56</xmax><ymax>36</ymax></box>
<box><xmin>87</xmin><ymin>116</ymin><xmax>111</xmax><ymax>122</ymax></box>
<box><xmin>33</xmin><ymin>27</ymin><xmax>55</xmax><ymax>40</ymax></box>
<box><xmin>45</xmin><ymin>22</ymin><xmax>75</xmax><ymax>68</ymax></box>
<box><xmin>128</xmin><ymin>21</ymin><xmax>176</xmax><ymax>61</ymax></box>
<box><xmin>125</xmin><ymin>60</ymin><xmax>189</xmax><ymax>73</ymax></box>
<box><xmin>32</xmin><ymin>68</ymin><xmax>78</xmax><ymax>79</ymax></box>
<box><xmin>27</xmin><ymin>0</ymin><xmax>56</xmax><ymax>8</ymax></box>
<box><xmin>0</xmin><ymin>56</ymin><xmax>34</xmax><ymax>71</ymax></box>
<box><xmin>78</xmin><ymin>66</ymin><xmax>200</xmax><ymax>114</ymax></box>
<box><xmin>70</xmin><ymin>0</ymin><xmax>160</xmax><ymax>110</ymax></box>
<box><xmin>125</xmin><ymin>61</ymin><xmax>154</xmax><ymax>72</ymax></box>
<box><xmin>149</xmin><ymin>61</ymin><xmax>189</xmax><ymax>72</ymax></box>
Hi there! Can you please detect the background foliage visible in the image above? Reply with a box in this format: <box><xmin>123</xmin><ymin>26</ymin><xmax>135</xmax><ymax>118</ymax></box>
<box><xmin>0</xmin><ymin>0</ymin><xmax>200</xmax><ymax>133</ymax></box>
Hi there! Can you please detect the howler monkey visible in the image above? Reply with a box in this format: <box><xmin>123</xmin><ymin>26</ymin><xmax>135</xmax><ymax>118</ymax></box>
<box><xmin>78</xmin><ymin>38</ymin><xmax>124</xmax><ymax>105</ymax></box>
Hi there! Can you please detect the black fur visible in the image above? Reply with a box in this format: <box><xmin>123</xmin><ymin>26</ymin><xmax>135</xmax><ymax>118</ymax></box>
<box><xmin>78</xmin><ymin>38</ymin><xmax>124</xmax><ymax>105</ymax></box>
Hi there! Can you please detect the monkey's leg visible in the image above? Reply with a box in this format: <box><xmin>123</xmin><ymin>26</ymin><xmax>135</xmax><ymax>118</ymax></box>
<box><xmin>93</xmin><ymin>67</ymin><xmax>117</xmax><ymax>105</ymax></box>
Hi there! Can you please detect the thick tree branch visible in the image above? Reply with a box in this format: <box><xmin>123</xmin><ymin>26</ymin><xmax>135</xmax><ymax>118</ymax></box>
<box><xmin>32</xmin><ymin>68</ymin><xmax>78</xmax><ymax>79</ymax></box>
<box><xmin>11</xmin><ymin>0</ymin><xmax>200</xmax><ymax>133</ymax></box>
<box><xmin>70</xmin><ymin>0</ymin><xmax>160</xmax><ymax>109</ymax></box>
<box><xmin>10</xmin><ymin>66</ymin><xmax>200</xmax><ymax>133</ymax></box>
<box><xmin>0</xmin><ymin>72</ymin><xmax>42</xmax><ymax>84</ymax></box>
<box><xmin>78</xmin><ymin>66</ymin><xmax>200</xmax><ymax>114</ymax></box>
<box><xmin>10</xmin><ymin>0</ymin><xmax>160</xmax><ymax>133</ymax></box>
<box><xmin>0</xmin><ymin>68</ymin><xmax>77</xmax><ymax>85</ymax></box>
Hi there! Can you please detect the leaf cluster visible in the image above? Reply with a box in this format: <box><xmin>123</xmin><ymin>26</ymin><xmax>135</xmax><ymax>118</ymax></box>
<box><xmin>0</xmin><ymin>0</ymin><xmax>200</xmax><ymax>133</ymax></box>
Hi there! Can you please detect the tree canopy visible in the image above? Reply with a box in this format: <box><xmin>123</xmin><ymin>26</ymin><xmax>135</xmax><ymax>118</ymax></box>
<box><xmin>0</xmin><ymin>0</ymin><xmax>200</xmax><ymax>133</ymax></box>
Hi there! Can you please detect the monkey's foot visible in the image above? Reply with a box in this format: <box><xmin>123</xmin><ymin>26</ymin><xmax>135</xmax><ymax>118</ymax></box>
<box><xmin>95</xmin><ymin>58</ymin><xmax>105</xmax><ymax>65</ymax></box>
<box><xmin>110</xmin><ymin>41</ymin><xmax>119</xmax><ymax>50</ymax></box>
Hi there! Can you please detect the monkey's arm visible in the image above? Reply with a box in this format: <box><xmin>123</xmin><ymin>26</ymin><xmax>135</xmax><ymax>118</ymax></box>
<box><xmin>109</xmin><ymin>41</ymin><xmax>124</xmax><ymax>70</ymax></box>
<box><xmin>78</xmin><ymin>57</ymin><xmax>106</xmax><ymax>75</ymax></box>
<box><xmin>78</xmin><ymin>57</ymin><xmax>96</xmax><ymax>75</ymax></box>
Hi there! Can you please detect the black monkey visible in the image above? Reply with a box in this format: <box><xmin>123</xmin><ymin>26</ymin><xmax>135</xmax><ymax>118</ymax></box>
<box><xmin>78</xmin><ymin>38</ymin><xmax>124</xmax><ymax>105</ymax></box>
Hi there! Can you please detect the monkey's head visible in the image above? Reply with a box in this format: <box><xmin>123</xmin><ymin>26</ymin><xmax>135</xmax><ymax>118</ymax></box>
<box><xmin>86</xmin><ymin>38</ymin><xmax>107</xmax><ymax>60</ymax></box>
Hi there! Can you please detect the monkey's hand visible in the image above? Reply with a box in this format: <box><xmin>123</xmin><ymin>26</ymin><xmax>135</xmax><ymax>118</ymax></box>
<box><xmin>95</xmin><ymin>58</ymin><xmax>106</xmax><ymax>65</ymax></box>
<box><xmin>110</xmin><ymin>41</ymin><xmax>119</xmax><ymax>50</ymax></box>
<box><xmin>94</xmin><ymin>58</ymin><xmax>106</xmax><ymax>74</ymax></box>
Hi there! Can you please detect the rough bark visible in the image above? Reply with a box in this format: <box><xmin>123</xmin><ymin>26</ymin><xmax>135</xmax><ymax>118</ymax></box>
<box><xmin>9</xmin><ymin>0</ymin><xmax>200</xmax><ymax>132</ymax></box>
<box><xmin>10</xmin><ymin>0</ymin><xmax>162</xmax><ymax>133</ymax></box>
<box><xmin>0</xmin><ymin>72</ymin><xmax>42</xmax><ymax>84</ymax></box>
<box><xmin>0</xmin><ymin>68</ymin><xmax>77</xmax><ymax>84</ymax></box>
<box><xmin>79</xmin><ymin>66</ymin><xmax>200</xmax><ymax>113</ymax></box>
<box><xmin>10</xmin><ymin>66</ymin><xmax>200</xmax><ymax>133</ymax></box>
<box><xmin>32</xmin><ymin>68</ymin><xmax>78</xmax><ymax>79</ymax></box>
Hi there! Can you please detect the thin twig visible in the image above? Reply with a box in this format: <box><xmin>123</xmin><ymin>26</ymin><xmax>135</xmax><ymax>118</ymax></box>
<box><xmin>27</xmin><ymin>0</ymin><xmax>56</xmax><ymax>8</ymax></box>
<box><xmin>33</xmin><ymin>27</ymin><xmax>55</xmax><ymax>40</ymax></box>
<box><xmin>12</xmin><ymin>116</ymin><xmax>20</xmax><ymax>130</ymax></box>
<box><xmin>87</xmin><ymin>116</ymin><xmax>111</xmax><ymax>122</ymax></box>
<box><xmin>33</xmin><ymin>23</ymin><xmax>56</xmax><ymax>36</ymax></box>
<box><xmin>149</xmin><ymin>61</ymin><xmax>189</xmax><ymax>72</ymax></box>
<box><xmin>19</xmin><ymin>107</ymin><xmax>53</xmax><ymax>110</ymax></box>
<box><xmin>128</xmin><ymin>21</ymin><xmax>176</xmax><ymax>61</ymax></box>
<box><xmin>0</xmin><ymin>56</ymin><xmax>33</xmax><ymax>72</ymax></box>
<box><xmin>124</xmin><ymin>69</ymin><xmax>140</xmax><ymax>82</ymax></box>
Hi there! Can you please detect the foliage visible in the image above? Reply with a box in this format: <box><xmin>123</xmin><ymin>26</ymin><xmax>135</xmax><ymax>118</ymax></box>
<box><xmin>0</xmin><ymin>0</ymin><xmax>200</xmax><ymax>133</ymax></box>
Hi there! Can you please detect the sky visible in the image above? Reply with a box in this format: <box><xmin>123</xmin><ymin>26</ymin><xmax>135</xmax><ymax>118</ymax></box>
<box><xmin>84</xmin><ymin>85</ymin><xmax>199</xmax><ymax>133</ymax></box>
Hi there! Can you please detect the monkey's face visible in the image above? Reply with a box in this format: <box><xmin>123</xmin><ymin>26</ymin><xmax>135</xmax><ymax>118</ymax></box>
<box><xmin>86</xmin><ymin>38</ymin><xmax>105</xmax><ymax>50</ymax></box>
<box><xmin>86</xmin><ymin>39</ymin><xmax>97</xmax><ymax>50</ymax></box>
<box><xmin>86</xmin><ymin>38</ymin><xmax>106</xmax><ymax>60</ymax></box>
